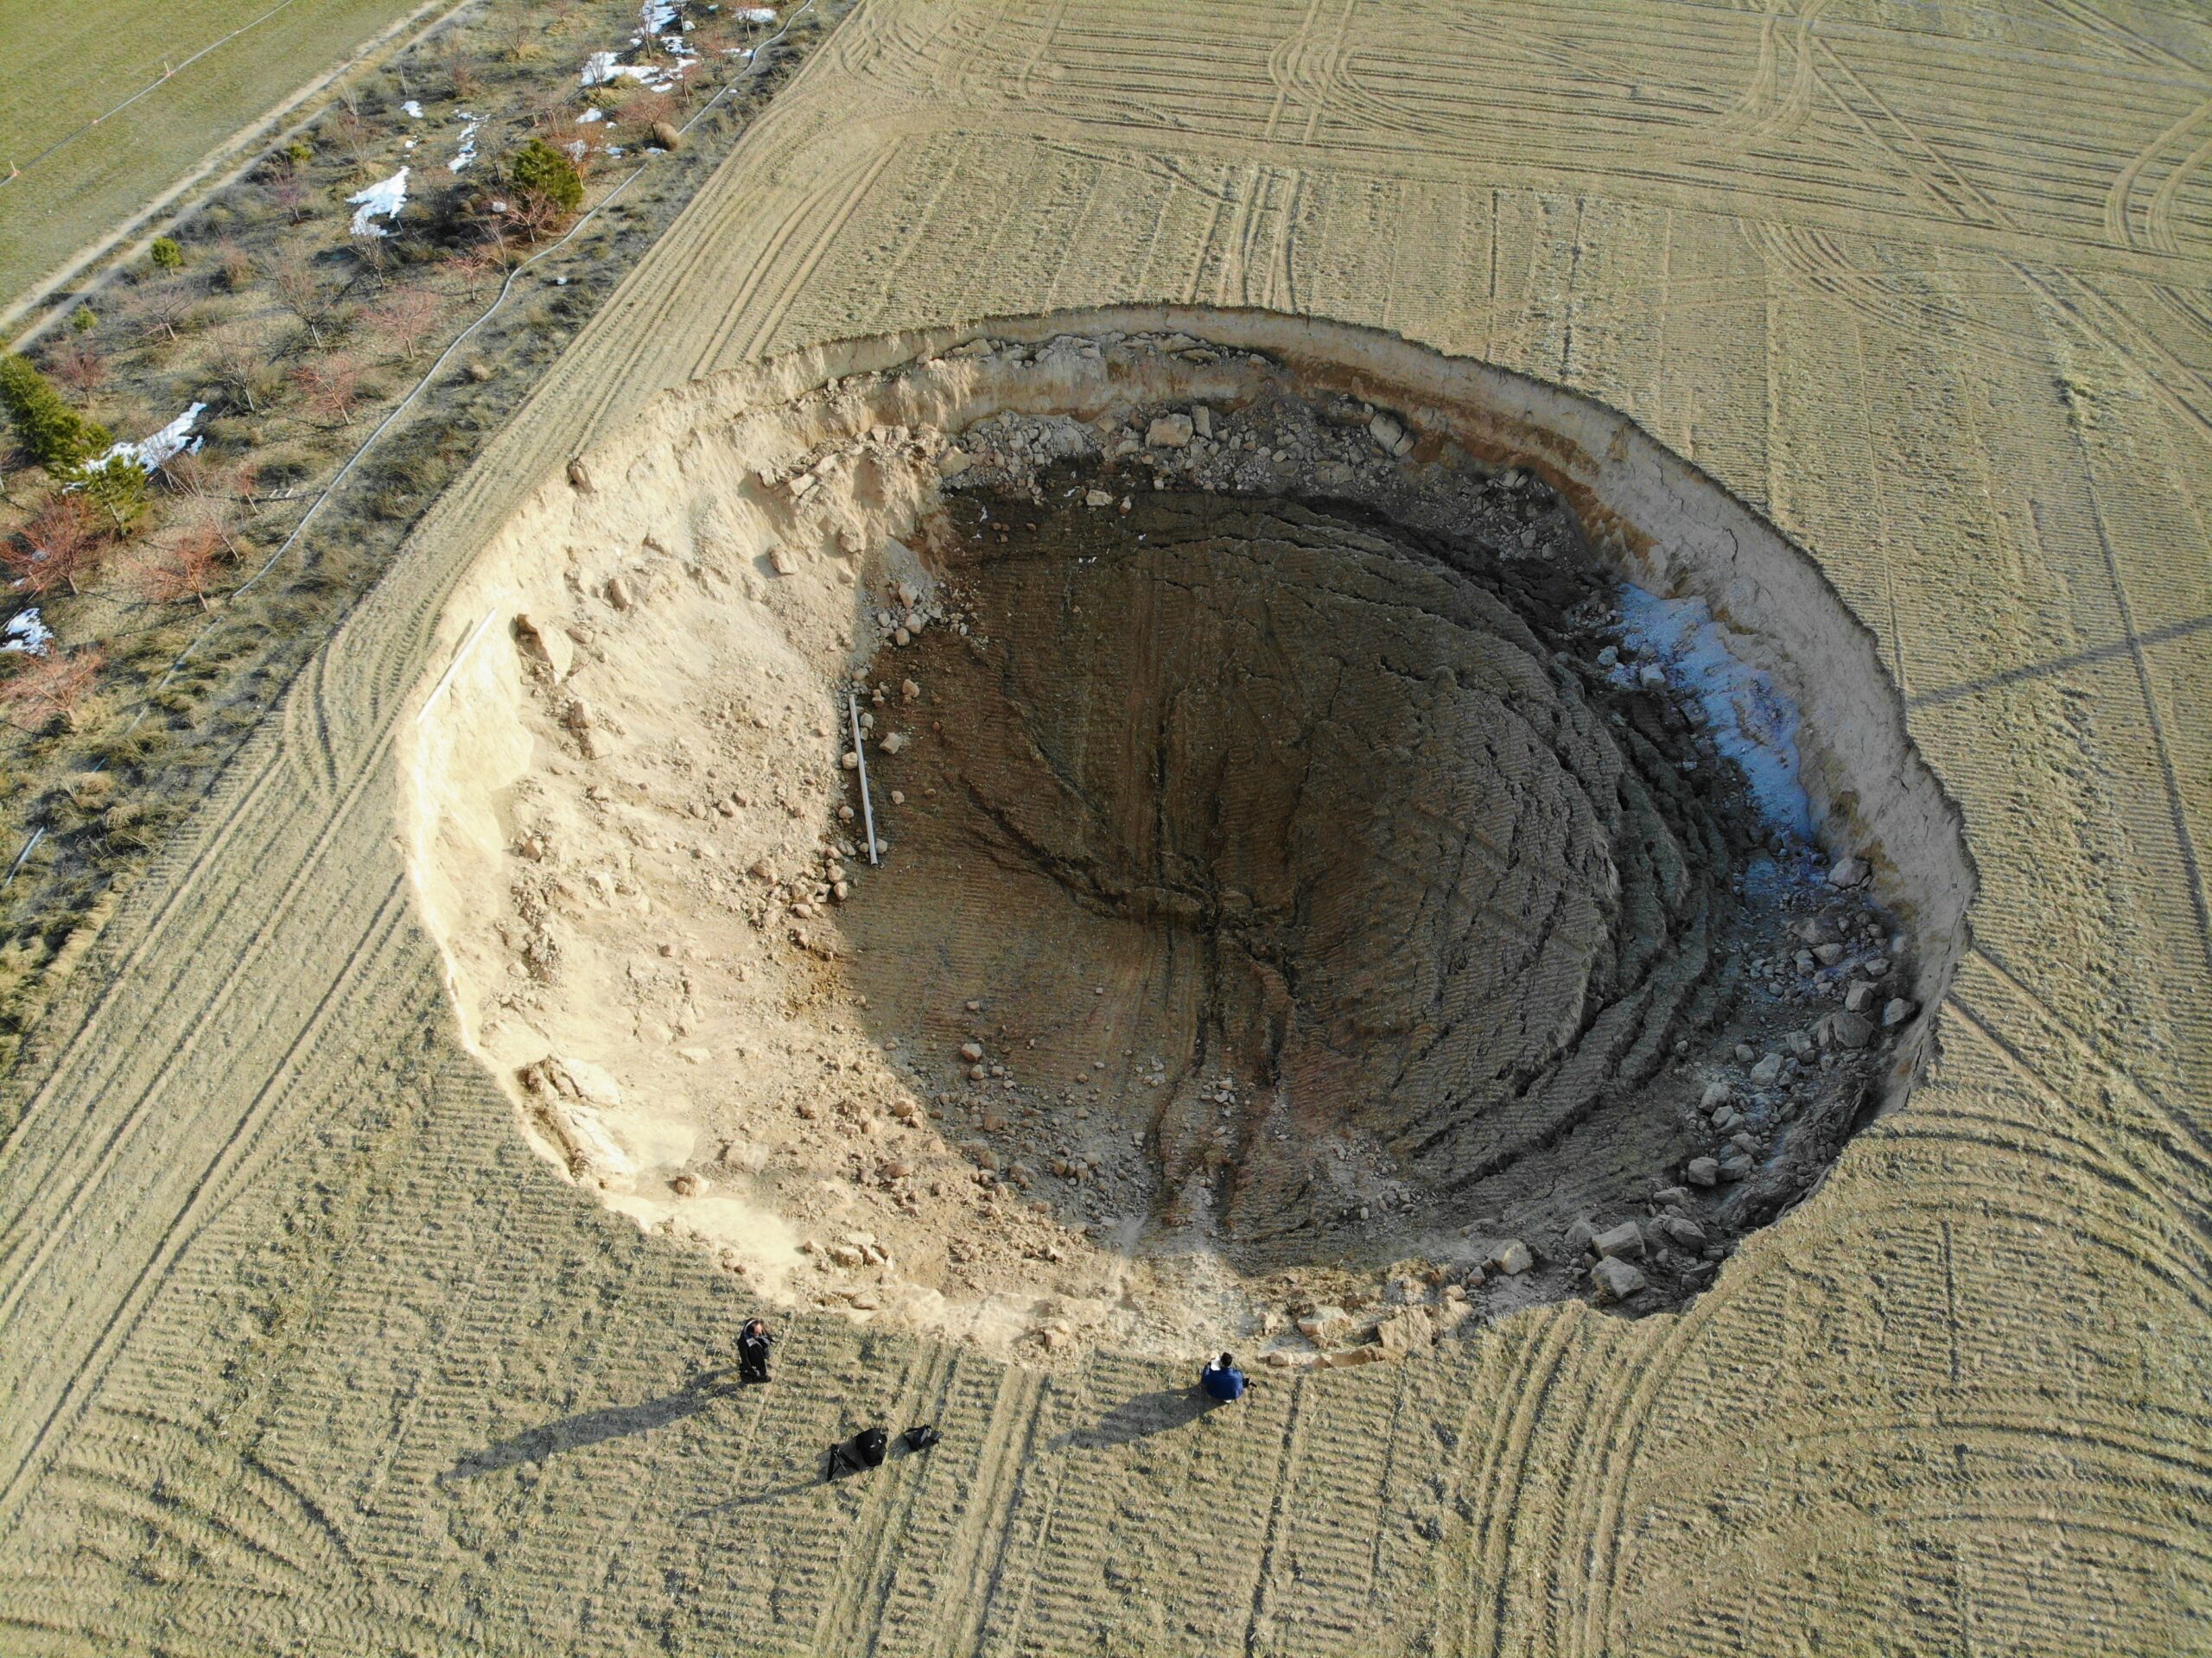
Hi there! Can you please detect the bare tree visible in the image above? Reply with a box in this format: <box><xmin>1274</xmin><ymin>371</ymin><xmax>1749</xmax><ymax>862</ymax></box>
<box><xmin>5</xmin><ymin>495</ymin><xmax>109</xmax><ymax>598</ymax></box>
<box><xmin>134</xmin><ymin>521</ymin><xmax>231</xmax><ymax>611</ymax></box>
<box><xmin>215</xmin><ymin>239</ymin><xmax>256</xmax><ymax>292</ymax></box>
<box><xmin>441</xmin><ymin>31</ymin><xmax>481</xmax><ymax>100</ymax></box>
<box><xmin>49</xmin><ymin>341</ymin><xmax>106</xmax><ymax>398</ymax></box>
<box><xmin>158</xmin><ymin>453</ymin><xmax>255</xmax><ymax>553</ymax></box>
<box><xmin>371</xmin><ymin>284</ymin><xmax>445</xmax><ymax>362</ymax></box>
<box><xmin>270</xmin><ymin>251</ymin><xmax>340</xmax><ymax>349</ymax></box>
<box><xmin>330</xmin><ymin>104</ymin><xmax>378</xmax><ymax>176</ymax></box>
<box><xmin>270</xmin><ymin>174</ymin><xmax>310</xmax><ymax>225</ymax></box>
<box><xmin>292</xmin><ymin>355</ymin><xmax>363</xmax><ymax>428</ymax></box>
<box><xmin>126</xmin><ymin>280</ymin><xmax>194</xmax><ymax>346</ymax></box>
<box><xmin>0</xmin><ymin>645</ymin><xmax>104</xmax><ymax>733</ymax></box>
<box><xmin>204</xmin><ymin>322</ymin><xmax>275</xmax><ymax>413</ymax></box>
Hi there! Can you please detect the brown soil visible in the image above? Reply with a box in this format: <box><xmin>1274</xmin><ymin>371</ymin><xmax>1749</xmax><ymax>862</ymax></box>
<box><xmin>407</xmin><ymin>331</ymin><xmax>1933</xmax><ymax>1363</ymax></box>
<box><xmin>855</xmin><ymin>483</ymin><xmax>1776</xmax><ymax>1274</ymax></box>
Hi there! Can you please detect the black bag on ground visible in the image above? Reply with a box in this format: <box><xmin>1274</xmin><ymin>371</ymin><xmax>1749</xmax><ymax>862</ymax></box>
<box><xmin>903</xmin><ymin>1424</ymin><xmax>941</xmax><ymax>1453</ymax></box>
<box><xmin>855</xmin><ymin>1426</ymin><xmax>889</xmax><ymax>1467</ymax></box>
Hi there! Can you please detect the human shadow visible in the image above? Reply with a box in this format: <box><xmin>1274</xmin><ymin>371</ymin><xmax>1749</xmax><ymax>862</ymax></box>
<box><xmin>445</xmin><ymin>1367</ymin><xmax>751</xmax><ymax>1480</ymax></box>
<box><xmin>1052</xmin><ymin>1386</ymin><xmax>1212</xmax><ymax>1452</ymax></box>
<box><xmin>680</xmin><ymin>1432</ymin><xmax>935</xmax><ymax>1518</ymax></box>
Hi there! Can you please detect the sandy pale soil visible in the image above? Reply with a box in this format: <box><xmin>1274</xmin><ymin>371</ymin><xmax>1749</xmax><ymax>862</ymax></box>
<box><xmin>407</xmin><ymin>331</ymin><xmax>1942</xmax><ymax>1368</ymax></box>
<box><xmin>3</xmin><ymin>3</ymin><xmax>2209</xmax><ymax>1655</ymax></box>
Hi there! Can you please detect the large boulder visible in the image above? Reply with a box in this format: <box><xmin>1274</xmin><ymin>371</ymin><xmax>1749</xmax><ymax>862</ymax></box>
<box><xmin>1591</xmin><ymin>1256</ymin><xmax>1647</xmax><ymax>1303</ymax></box>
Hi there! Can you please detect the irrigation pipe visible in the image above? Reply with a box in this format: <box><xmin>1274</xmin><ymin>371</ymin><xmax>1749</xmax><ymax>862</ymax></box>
<box><xmin>0</xmin><ymin>1</ymin><xmax>823</xmax><ymax>892</ymax></box>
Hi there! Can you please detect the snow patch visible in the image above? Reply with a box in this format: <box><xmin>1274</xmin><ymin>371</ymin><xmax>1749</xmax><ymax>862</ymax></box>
<box><xmin>3</xmin><ymin>609</ymin><xmax>54</xmax><ymax>656</ymax></box>
<box><xmin>402</xmin><ymin>98</ymin><xmax>423</xmax><ymax>118</ymax></box>
<box><xmin>582</xmin><ymin>48</ymin><xmax>687</xmax><ymax>88</ymax></box>
<box><xmin>580</xmin><ymin>107</ymin><xmax>605</xmax><ymax>123</ymax></box>
<box><xmin>448</xmin><ymin>120</ymin><xmax>481</xmax><ymax>173</ymax></box>
<box><xmin>737</xmin><ymin>5</ymin><xmax>777</xmax><ymax>18</ymax></box>
<box><xmin>1614</xmin><ymin>584</ymin><xmax>1814</xmax><ymax>836</ymax></box>
<box><xmin>641</xmin><ymin>0</ymin><xmax>677</xmax><ymax>30</ymax></box>
<box><xmin>347</xmin><ymin>167</ymin><xmax>408</xmax><ymax>236</ymax></box>
<box><xmin>96</xmin><ymin>403</ymin><xmax>207</xmax><ymax>473</ymax></box>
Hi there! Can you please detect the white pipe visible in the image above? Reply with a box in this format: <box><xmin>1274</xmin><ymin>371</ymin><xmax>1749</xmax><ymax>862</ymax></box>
<box><xmin>849</xmin><ymin>689</ymin><xmax>879</xmax><ymax>866</ymax></box>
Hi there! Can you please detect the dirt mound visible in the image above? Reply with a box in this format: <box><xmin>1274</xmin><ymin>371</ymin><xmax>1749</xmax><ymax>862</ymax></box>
<box><xmin>402</xmin><ymin>317</ymin><xmax>1967</xmax><ymax>1362</ymax></box>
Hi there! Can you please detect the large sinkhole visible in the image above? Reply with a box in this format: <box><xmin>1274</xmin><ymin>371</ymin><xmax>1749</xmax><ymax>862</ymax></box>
<box><xmin>404</xmin><ymin>310</ymin><xmax>1974</xmax><ymax>1362</ymax></box>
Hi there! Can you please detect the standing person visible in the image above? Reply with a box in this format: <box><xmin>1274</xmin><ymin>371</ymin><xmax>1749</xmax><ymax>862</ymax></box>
<box><xmin>737</xmin><ymin>1317</ymin><xmax>773</xmax><ymax>1385</ymax></box>
<box><xmin>1199</xmin><ymin>1351</ymin><xmax>1248</xmax><ymax>1403</ymax></box>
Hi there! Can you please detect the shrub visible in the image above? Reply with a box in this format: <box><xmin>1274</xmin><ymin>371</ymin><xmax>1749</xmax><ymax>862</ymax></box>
<box><xmin>134</xmin><ymin>522</ymin><xmax>231</xmax><ymax>611</ymax></box>
<box><xmin>149</xmin><ymin>236</ymin><xmax>185</xmax><ymax>272</ymax></box>
<box><xmin>509</xmin><ymin>138</ymin><xmax>583</xmax><ymax>217</ymax></box>
<box><xmin>5</xmin><ymin>494</ymin><xmax>107</xmax><ymax>596</ymax></box>
<box><xmin>0</xmin><ymin>355</ymin><xmax>112</xmax><ymax>473</ymax></box>
<box><xmin>216</xmin><ymin>241</ymin><xmax>256</xmax><ymax>292</ymax></box>
<box><xmin>0</xmin><ymin>646</ymin><xmax>104</xmax><ymax>734</ymax></box>
<box><xmin>70</xmin><ymin>306</ymin><xmax>96</xmax><ymax>335</ymax></box>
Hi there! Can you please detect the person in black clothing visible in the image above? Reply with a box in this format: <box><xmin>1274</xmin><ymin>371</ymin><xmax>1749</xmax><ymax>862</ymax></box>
<box><xmin>736</xmin><ymin>1318</ymin><xmax>773</xmax><ymax>1384</ymax></box>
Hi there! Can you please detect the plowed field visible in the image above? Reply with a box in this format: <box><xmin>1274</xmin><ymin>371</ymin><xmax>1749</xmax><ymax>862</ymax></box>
<box><xmin>2</xmin><ymin>3</ymin><xmax>2207</xmax><ymax>1655</ymax></box>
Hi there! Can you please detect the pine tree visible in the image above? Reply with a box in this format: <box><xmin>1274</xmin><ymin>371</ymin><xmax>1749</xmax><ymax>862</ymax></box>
<box><xmin>509</xmin><ymin>139</ymin><xmax>583</xmax><ymax>217</ymax></box>
<box><xmin>0</xmin><ymin>354</ymin><xmax>111</xmax><ymax>474</ymax></box>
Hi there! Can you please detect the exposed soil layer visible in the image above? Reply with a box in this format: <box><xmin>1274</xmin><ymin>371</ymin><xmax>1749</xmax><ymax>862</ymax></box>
<box><xmin>851</xmin><ymin>464</ymin><xmax>1899</xmax><ymax>1290</ymax></box>
<box><xmin>404</xmin><ymin>319</ymin><xmax>1964</xmax><ymax>1360</ymax></box>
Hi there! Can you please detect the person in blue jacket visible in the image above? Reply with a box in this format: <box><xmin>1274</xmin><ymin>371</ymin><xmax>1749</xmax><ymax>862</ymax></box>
<box><xmin>1199</xmin><ymin>1352</ymin><xmax>1248</xmax><ymax>1403</ymax></box>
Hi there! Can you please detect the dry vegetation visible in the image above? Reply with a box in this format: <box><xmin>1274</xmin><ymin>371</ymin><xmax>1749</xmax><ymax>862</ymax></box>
<box><xmin>0</xmin><ymin>0</ymin><xmax>843</xmax><ymax>1080</ymax></box>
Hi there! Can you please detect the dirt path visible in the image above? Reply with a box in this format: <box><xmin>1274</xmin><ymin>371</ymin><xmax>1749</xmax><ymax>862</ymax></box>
<box><xmin>1</xmin><ymin>3</ymin><xmax>2207</xmax><ymax>1654</ymax></box>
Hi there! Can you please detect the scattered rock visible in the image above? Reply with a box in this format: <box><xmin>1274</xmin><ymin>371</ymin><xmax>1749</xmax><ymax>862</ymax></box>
<box><xmin>1297</xmin><ymin>1305</ymin><xmax>1351</xmax><ymax>1345</ymax></box>
<box><xmin>672</xmin><ymin>1172</ymin><xmax>706</xmax><ymax>1197</ymax></box>
<box><xmin>1662</xmin><ymin>1216</ymin><xmax>1707</xmax><ymax>1249</ymax></box>
<box><xmin>1827</xmin><ymin>854</ymin><xmax>1869</xmax><ymax>888</ymax></box>
<box><xmin>1844</xmin><ymin>981</ymin><xmax>1876</xmax><ymax>1013</ymax></box>
<box><xmin>1565</xmin><ymin>1218</ymin><xmax>1598</xmax><ymax>1257</ymax></box>
<box><xmin>768</xmin><ymin>544</ymin><xmax>798</xmax><ymax>576</ymax></box>
<box><xmin>1591</xmin><ymin>1256</ymin><xmax>1646</xmax><ymax>1302</ymax></box>
<box><xmin>465</xmin><ymin>359</ymin><xmax>493</xmax><ymax>383</ymax></box>
<box><xmin>1488</xmin><ymin>1239</ymin><xmax>1532</xmax><ymax>1274</ymax></box>
<box><xmin>1819</xmin><ymin>1010</ymin><xmax>1875</xmax><ymax>1051</ymax></box>
<box><xmin>1700</xmin><ymin>1081</ymin><xmax>1732</xmax><ymax>1111</ymax></box>
<box><xmin>1686</xmin><ymin>1156</ymin><xmax>1719</xmax><ymax>1187</ymax></box>
<box><xmin>1146</xmin><ymin>413</ymin><xmax>1193</xmax><ymax>448</ymax></box>
<box><xmin>1373</xmin><ymin>1305</ymin><xmax>1435</xmax><ymax>1356</ymax></box>
<box><xmin>1813</xmin><ymin>942</ymin><xmax>1847</xmax><ymax>967</ymax></box>
<box><xmin>1750</xmin><ymin>1052</ymin><xmax>1783</xmax><ymax>1085</ymax></box>
<box><xmin>606</xmin><ymin>574</ymin><xmax>634</xmax><ymax>610</ymax></box>
<box><xmin>1592</xmin><ymin>1221</ymin><xmax>1644</xmax><ymax>1259</ymax></box>
<box><xmin>938</xmin><ymin>448</ymin><xmax>971</xmax><ymax>478</ymax></box>
<box><xmin>651</xmin><ymin>119</ymin><xmax>683</xmax><ymax>150</ymax></box>
<box><xmin>1883</xmin><ymin>997</ymin><xmax>1917</xmax><ymax>1027</ymax></box>
<box><xmin>880</xmin><ymin>731</ymin><xmax>907</xmax><ymax>755</ymax></box>
<box><xmin>513</xmin><ymin>613</ymin><xmax>574</xmax><ymax>680</ymax></box>
<box><xmin>566</xmin><ymin>456</ymin><xmax>594</xmax><ymax>494</ymax></box>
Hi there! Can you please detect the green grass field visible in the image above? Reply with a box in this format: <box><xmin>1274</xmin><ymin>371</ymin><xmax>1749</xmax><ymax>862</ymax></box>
<box><xmin>0</xmin><ymin>0</ymin><xmax>437</xmax><ymax>314</ymax></box>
